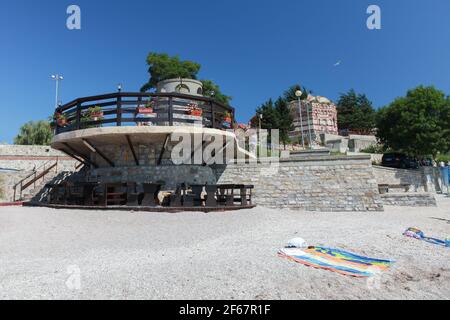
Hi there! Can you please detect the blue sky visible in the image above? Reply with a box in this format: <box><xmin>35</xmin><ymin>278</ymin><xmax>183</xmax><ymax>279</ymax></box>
<box><xmin>1</xmin><ymin>0</ymin><xmax>449</xmax><ymax>143</ymax></box>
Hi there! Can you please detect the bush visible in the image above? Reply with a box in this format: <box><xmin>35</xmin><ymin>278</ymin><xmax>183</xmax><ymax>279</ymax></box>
<box><xmin>436</xmin><ymin>154</ymin><xmax>450</xmax><ymax>163</ymax></box>
<box><xmin>360</xmin><ymin>144</ymin><xmax>387</xmax><ymax>154</ymax></box>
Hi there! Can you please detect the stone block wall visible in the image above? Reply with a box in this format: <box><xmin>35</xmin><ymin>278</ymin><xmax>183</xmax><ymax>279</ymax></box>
<box><xmin>88</xmin><ymin>165</ymin><xmax>216</xmax><ymax>189</ymax></box>
<box><xmin>373</xmin><ymin>166</ymin><xmax>442</xmax><ymax>193</ymax></box>
<box><xmin>213</xmin><ymin>155</ymin><xmax>383</xmax><ymax>212</ymax></box>
<box><xmin>0</xmin><ymin>171</ymin><xmax>32</xmax><ymax>202</ymax></box>
<box><xmin>0</xmin><ymin>145</ymin><xmax>78</xmax><ymax>171</ymax></box>
<box><xmin>82</xmin><ymin>155</ymin><xmax>383</xmax><ymax>212</ymax></box>
<box><xmin>380</xmin><ymin>193</ymin><xmax>437</xmax><ymax>207</ymax></box>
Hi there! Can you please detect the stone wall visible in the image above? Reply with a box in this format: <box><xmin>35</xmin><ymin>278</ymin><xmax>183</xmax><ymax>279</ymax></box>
<box><xmin>88</xmin><ymin>165</ymin><xmax>216</xmax><ymax>189</ymax></box>
<box><xmin>80</xmin><ymin>155</ymin><xmax>383</xmax><ymax>212</ymax></box>
<box><xmin>0</xmin><ymin>145</ymin><xmax>81</xmax><ymax>202</ymax></box>
<box><xmin>380</xmin><ymin>193</ymin><xmax>437</xmax><ymax>207</ymax></box>
<box><xmin>0</xmin><ymin>171</ymin><xmax>32</xmax><ymax>202</ymax></box>
<box><xmin>213</xmin><ymin>155</ymin><xmax>383</xmax><ymax>212</ymax></box>
<box><xmin>0</xmin><ymin>145</ymin><xmax>78</xmax><ymax>171</ymax></box>
<box><xmin>373</xmin><ymin>166</ymin><xmax>442</xmax><ymax>193</ymax></box>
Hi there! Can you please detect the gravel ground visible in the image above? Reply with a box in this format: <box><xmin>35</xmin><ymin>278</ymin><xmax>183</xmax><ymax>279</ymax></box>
<box><xmin>0</xmin><ymin>196</ymin><xmax>449</xmax><ymax>300</ymax></box>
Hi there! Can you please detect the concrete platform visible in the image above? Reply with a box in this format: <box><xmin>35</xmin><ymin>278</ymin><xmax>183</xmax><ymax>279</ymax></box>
<box><xmin>51</xmin><ymin>126</ymin><xmax>252</xmax><ymax>166</ymax></box>
<box><xmin>25</xmin><ymin>201</ymin><xmax>256</xmax><ymax>213</ymax></box>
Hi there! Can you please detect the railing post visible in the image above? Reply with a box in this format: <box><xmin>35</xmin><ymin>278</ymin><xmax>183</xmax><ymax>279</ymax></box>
<box><xmin>168</xmin><ymin>97</ymin><xmax>173</xmax><ymax>126</ymax></box>
<box><xmin>76</xmin><ymin>101</ymin><xmax>82</xmax><ymax>130</ymax></box>
<box><xmin>13</xmin><ymin>186</ymin><xmax>16</xmax><ymax>203</ymax></box>
<box><xmin>117</xmin><ymin>94</ymin><xmax>122</xmax><ymax>126</ymax></box>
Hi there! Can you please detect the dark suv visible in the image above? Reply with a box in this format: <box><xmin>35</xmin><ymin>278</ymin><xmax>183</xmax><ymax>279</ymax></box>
<box><xmin>382</xmin><ymin>153</ymin><xmax>419</xmax><ymax>169</ymax></box>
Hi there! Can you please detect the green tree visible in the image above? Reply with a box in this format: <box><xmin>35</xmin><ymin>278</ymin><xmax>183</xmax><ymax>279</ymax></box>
<box><xmin>252</xmin><ymin>97</ymin><xmax>294</xmax><ymax>149</ymax></box>
<box><xmin>254</xmin><ymin>99</ymin><xmax>279</xmax><ymax>130</ymax></box>
<box><xmin>140</xmin><ymin>52</ymin><xmax>232</xmax><ymax>105</ymax></box>
<box><xmin>140</xmin><ymin>53</ymin><xmax>201</xmax><ymax>92</ymax></box>
<box><xmin>275</xmin><ymin>97</ymin><xmax>294</xmax><ymax>147</ymax></box>
<box><xmin>283</xmin><ymin>84</ymin><xmax>312</xmax><ymax>102</ymax></box>
<box><xmin>376</xmin><ymin>86</ymin><xmax>450</xmax><ymax>158</ymax></box>
<box><xmin>201</xmin><ymin>79</ymin><xmax>232</xmax><ymax>105</ymax></box>
<box><xmin>14</xmin><ymin>121</ymin><xmax>53</xmax><ymax>146</ymax></box>
<box><xmin>336</xmin><ymin>89</ymin><xmax>376</xmax><ymax>134</ymax></box>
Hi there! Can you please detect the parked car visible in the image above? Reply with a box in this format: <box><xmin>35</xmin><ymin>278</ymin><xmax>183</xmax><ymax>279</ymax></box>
<box><xmin>381</xmin><ymin>153</ymin><xmax>419</xmax><ymax>169</ymax></box>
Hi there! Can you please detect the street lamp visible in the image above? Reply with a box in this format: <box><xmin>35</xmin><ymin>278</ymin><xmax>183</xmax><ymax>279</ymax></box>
<box><xmin>295</xmin><ymin>90</ymin><xmax>305</xmax><ymax>149</ymax></box>
<box><xmin>305</xmin><ymin>100</ymin><xmax>313</xmax><ymax>149</ymax></box>
<box><xmin>259</xmin><ymin>114</ymin><xmax>263</xmax><ymax>132</ymax></box>
<box><xmin>51</xmin><ymin>74</ymin><xmax>64</xmax><ymax>109</ymax></box>
<box><xmin>117</xmin><ymin>84</ymin><xmax>122</xmax><ymax>92</ymax></box>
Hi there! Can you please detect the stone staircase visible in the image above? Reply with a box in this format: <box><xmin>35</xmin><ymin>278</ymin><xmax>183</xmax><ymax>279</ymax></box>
<box><xmin>20</xmin><ymin>171</ymin><xmax>59</xmax><ymax>201</ymax></box>
<box><xmin>31</xmin><ymin>169</ymin><xmax>90</xmax><ymax>203</ymax></box>
<box><xmin>13</xmin><ymin>160</ymin><xmax>85</xmax><ymax>202</ymax></box>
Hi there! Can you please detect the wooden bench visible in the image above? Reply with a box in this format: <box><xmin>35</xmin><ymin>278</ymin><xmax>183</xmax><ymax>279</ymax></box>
<box><xmin>378</xmin><ymin>184</ymin><xmax>411</xmax><ymax>194</ymax></box>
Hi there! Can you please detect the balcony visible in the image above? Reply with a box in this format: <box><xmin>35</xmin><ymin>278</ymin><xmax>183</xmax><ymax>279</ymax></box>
<box><xmin>53</xmin><ymin>92</ymin><xmax>235</xmax><ymax>135</ymax></box>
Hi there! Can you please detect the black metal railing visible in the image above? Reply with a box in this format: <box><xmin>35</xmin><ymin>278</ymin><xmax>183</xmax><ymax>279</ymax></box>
<box><xmin>53</xmin><ymin>92</ymin><xmax>235</xmax><ymax>135</ymax></box>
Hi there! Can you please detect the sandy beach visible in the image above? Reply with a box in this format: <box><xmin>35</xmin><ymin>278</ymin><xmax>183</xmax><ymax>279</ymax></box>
<box><xmin>0</xmin><ymin>196</ymin><xmax>449</xmax><ymax>300</ymax></box>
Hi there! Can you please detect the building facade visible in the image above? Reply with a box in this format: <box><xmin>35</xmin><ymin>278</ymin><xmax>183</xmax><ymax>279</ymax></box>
<box><xmin>289</xmin><ymin>95</ymin><xmax>338</xmax><ymax>145</ymax></box>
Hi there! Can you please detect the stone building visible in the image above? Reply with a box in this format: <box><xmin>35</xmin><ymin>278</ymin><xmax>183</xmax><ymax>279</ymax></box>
<box><xmin>156</xmin><ymin>78</ymin><xmax>204</xmax><ymax>96</ymax></box>
<box><xmin>289</xmin><ymin>95</ymin><xmax>338</xmax><ymax>145</ymax></box>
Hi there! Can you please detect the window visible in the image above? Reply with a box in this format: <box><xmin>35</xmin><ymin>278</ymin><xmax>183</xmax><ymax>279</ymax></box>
<box><xmin>175</xmin><ymin>84</ymin><xmax>190</xmax><ymax>94</ymax></box>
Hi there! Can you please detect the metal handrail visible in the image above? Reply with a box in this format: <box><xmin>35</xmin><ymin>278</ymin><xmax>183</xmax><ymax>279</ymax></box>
<box><xmin>12</xmin><ymin>159</ymin><xmax>59</xmax><ymax>202</ymax></box>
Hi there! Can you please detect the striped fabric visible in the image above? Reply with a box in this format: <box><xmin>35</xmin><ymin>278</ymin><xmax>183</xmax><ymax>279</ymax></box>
<box><xmin>279</xmin><ymin>246</ymin><xmax>395</xmax><ymax>278</ymax></box>
<box><xmin>403</xmin><ymin>228</ymin><xmax>448</xmax><ymax>247</ymax></box>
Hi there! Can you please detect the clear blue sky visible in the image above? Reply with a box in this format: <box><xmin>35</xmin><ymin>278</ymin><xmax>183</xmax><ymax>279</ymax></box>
<box><xmin>1</xmin><ymin>0</ymin><xmax>449</xmax><ymax>143</ymax></box>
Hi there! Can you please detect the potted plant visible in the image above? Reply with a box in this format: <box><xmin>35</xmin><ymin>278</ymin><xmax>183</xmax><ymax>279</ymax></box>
<box><xmin>187</xmin><ymin>103</ymin><xmax>203</xmax><ymax>117</ymax></box>
<box><xmin>87</xmin><ymin>106</ymin><xmax>104</xmax><ymax>121</ymax></box>
<box><xmin>136</xmin><ymin>101</ymin><xmax>154</xmax><ymax>114</ymax></box>
<box><xmin>223</xmin><ymin>111</ymin><xmax>232</xmax><ymax>123</ymax></box>
<box><xmin>57</xmin><ymin>114</ymin><xmax>68</xmax><ymax>127</ymax></box>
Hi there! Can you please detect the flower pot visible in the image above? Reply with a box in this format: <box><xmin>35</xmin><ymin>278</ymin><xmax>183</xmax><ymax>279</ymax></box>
<box><xmin>137</xmin><ymin>107</ymin><xmax>154</xmax><ymax>114</ymax></box>
<box><xmin>57</xmin><ymin>119</ymin><xmax>67</xmax><ymax>127</ymax></box>
<box><xmin>223</xmin><ymin>117</ymin><xmax>232</xmax><ymax>123</ymax></box>
<box><xmin>189</xmin><ymin>109</ymin><xmax>203</xmax><ymax>117</ymax></box>
<box><xmin>90</xmin><ymin>112</ymin><xmax>104</xmax><ymax>118</ymax></box>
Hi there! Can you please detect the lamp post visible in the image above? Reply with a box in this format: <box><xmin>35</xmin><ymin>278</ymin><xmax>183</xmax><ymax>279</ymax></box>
<box><xmin>258</xmin><ymin>114</ymin><xmax>263</xmax><ymax>132</ymax></box>
<box><xmin>295</xmin><ymin>90</ymin><xmax>305</xmax><ymax>149</ymax></box>
<box><xmin>51</xmin><ymin>74</ymin><xmax>63</xmax><ymax>109</ymax></box>
<box><xmin>117</xmin><ymin>84</ymin><xmax>122</xmax><ymax>93</ymax></box>
<box><xmin>306</xmin><ymin>101</ymin><xmax>313</xmax><ymax>149</ymax></box>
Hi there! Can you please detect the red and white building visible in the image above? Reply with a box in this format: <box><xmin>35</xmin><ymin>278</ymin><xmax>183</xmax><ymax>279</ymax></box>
<box><xmin>289</xmin><ymin>95</ymin><xmax>338</xmax><ymax>144</ymax></box>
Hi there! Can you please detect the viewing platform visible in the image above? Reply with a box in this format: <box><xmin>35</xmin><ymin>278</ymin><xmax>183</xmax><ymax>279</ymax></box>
<box><xmin>53</xmin><ymin>91</ymin><xmax>235</xmax><ymax>135</ymax></box>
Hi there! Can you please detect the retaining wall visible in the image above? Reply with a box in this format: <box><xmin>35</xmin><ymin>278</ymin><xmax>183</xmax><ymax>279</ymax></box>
<box><xmin>373</xmin><ymin>166</ymin><xmax>442</xmax><ymax>193</ymax></box>
<box><xmin>213</xmin><ymin>155</ymin><xmax>383</xmax><ymax>212</ymax></box>
<box><xmin>0</xmin><ymin>145</ymin><xmax>78</xmax><ymax>171</ymax></box>
<box><xmin>380</xmin><ymin>193</ymin><xmax>437</xmax><ymax>207</ymax></box>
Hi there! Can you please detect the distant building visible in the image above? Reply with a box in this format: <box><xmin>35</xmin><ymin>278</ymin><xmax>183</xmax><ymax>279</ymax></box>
<box><xmin>289</xmin><ymin>95</ymin><xmax>338</xmax><ymax>144</ymax></box>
